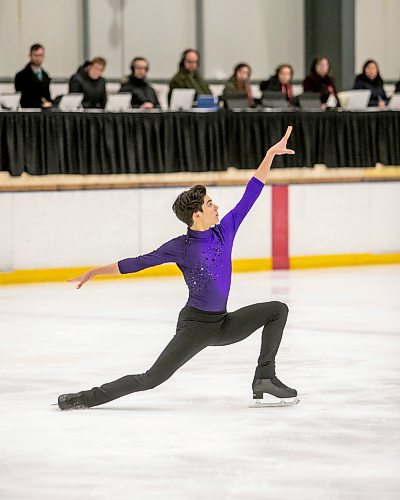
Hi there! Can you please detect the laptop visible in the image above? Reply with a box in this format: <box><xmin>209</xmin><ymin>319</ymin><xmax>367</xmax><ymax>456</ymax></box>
<box><xmin>0</xmin><ymin>92</ymin><xmax>21</xmax><ymax>111</ymax></box>
<box><xmin>169</xmin><ymin>89</ymin><xmax>196</xmax><ymax>110</ymax></box>
<box><xmin>387</xmin><ymin>93</ymin><xmax>400</xmax><ymax>110</ymax></box>
<box><xmin>58</xmin><ymin>93</ymin><xmax>84</xmax><ymax>111</ymax></box>
<box><xmin>196</xmin><ymin>95</ymin><xmax>218</xmax><ymax>109</ymax></box>
<box><xmin>338</xmin><ymin>89</ymin><xmax>371</xmax><ymax>110</ymax></box>
<box><xmin>106</xmin><ymin>93</ymin><xmax>132</xmax><ymax>112</ymax></box>
<box><xmin>225</xmin><ymin>95</ymin><xmax>250</xmax><ymax>110</ymax></box>
<box><xmin>261</xmin><ymin>91</ymin><xmax>289</xmax><ymax>109</ymax></box>
<box><xmin>298</xmin><ymin>93</ymin><xmax>322</xmax><ymax>110</ymax></box>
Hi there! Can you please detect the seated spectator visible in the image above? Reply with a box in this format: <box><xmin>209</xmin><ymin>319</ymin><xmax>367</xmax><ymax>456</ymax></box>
<box><xmin>69</xmin><ymin>57</ymin><xmax>107</xmax><ymax>109</ymax></box>
<box><xmin>222</xmin><ymin>63</ymin><xmax>254</xmax><ymax>107</ymax></box>
<box><xmin>353</xmin><ymin>59</ymin><xmax>387</xmax><ymax>108</ymax></box>
<box><xmin>303</xmin><ymin>56</ymin><xmax>337</xmax><ymax>105</ymax></box>
<box><xmin>260</xmin><ymin>64</ymin><xmax>294</xmax><ymax>104</ymax></box>
<box><xmin>119</xmin><ymin>57</ymin><xmax>160</xmax><ymax>109</ymax></box>
<box><xmin>168</xmin><ymin>49</ymin><xmax>211</xmax><ymax>105</ymax></box>
<box><xmin>14</xmin><ymin>43</ymin><xmax>52</xmax><ymax>108</ymax></box>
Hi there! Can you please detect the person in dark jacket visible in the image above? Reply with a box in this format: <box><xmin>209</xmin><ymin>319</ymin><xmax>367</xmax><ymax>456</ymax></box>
<box><xmin>119</xmin><ymin>57</ymin><xmax>160</xmax><ymax>109</ymax></box>
<box><xmin>260</xmin><ymin>64</ymin><xmax>294</xmax><ymax>104</ymax></box>
<box><xmin>353</xmin><ymin>59</ymin><xmax>387</xmax><ymax>107</ymax></box>
<box><xmin>14</xmin><ymin>43</ymin><xmax>52</xmax><ymax>108</ymax></box>
<box><xmin>303</xmin><ymin>56</ymin><xmax>337</xmax><ymax>105</ymax></box>
<box><xmin>69</xmin><ymin>57</ymin><xmax>107</xmax><ymax>109</ymax></box>
<box><xmin>168</xmin><ymin>49</ymin><xmax>211</xmax><ymax>105</ymax></box>
<box><xmin>222</xmin><ymin>63</ymin><xmax>254</xmax><ymax>106</ymax></box>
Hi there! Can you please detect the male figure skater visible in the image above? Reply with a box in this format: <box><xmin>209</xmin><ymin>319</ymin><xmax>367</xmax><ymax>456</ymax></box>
<box><xmin>58</xmin><ymin>126</ymin><xmax>297</xmax><ymax>410</ymax></box>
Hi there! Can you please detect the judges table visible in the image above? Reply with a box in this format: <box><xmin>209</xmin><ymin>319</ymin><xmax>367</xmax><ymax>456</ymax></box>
<box><xmin>1</xmin><ymin>109</ymin><xmax>400</xmax><ymax>176</ymax></box>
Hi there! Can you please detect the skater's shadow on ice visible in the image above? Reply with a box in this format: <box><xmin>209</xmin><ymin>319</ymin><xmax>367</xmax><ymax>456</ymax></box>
<box><xmin>90</xmin><ymin>406</ymin><xmax>179</xmax><ymax>412</ymax></box>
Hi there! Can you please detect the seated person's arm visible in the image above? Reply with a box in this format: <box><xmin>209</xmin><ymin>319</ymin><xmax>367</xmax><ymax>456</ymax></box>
<box><xmin>69</xmin><ymin>76</ymin><xmax>81</xmax><ymax>93</ymax></box>
<box><xmin>14</xmin><ymin>73</ymin><xmax>24</xmax><ymax>93</ymax></box>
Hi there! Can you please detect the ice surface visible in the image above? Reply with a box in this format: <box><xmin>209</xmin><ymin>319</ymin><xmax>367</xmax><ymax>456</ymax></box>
<box><xmin>1</xmin><ymin>266</ymin><xmax>399</xmax><ymax>499</ymax></box>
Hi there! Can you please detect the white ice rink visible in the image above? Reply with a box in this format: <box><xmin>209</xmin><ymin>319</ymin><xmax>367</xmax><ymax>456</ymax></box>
<box><xmin>1</xmin><ymin>265</ymin><xmax>399</xmax><ymax>499</ymax></box>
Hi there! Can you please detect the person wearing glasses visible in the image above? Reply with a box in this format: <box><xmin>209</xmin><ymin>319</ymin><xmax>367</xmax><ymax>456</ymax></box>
<box><xmin>119</xmin><ymin>57</ymin><xmax>160</xmax><ymax>109</ymax></box>
<box><xmin>168</xmin><ymin>48</ymin><xmax>212</xmax><ymax>105</ymax></box>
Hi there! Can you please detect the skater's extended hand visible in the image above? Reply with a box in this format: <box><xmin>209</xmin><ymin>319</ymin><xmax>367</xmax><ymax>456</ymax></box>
<box><xmin>254</xmin><ymin>126</ymin><xmax>295</xmax><ymax>184</ymax></box>
<box><xmin>67</xmin><ymin>271</ymin><xmax>92</xmax><ymax>289</ymax></box>
<box><xmin>267</xmin><ymin>126</ymin><xmax>295</xmax><ymax>156</ymax></box>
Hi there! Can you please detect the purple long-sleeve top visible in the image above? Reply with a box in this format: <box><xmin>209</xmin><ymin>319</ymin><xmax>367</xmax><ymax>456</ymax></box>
<box><xmin>118</xmin><ymin>176</ymin><xmax>265</xmax><ymax>312</ymax></box>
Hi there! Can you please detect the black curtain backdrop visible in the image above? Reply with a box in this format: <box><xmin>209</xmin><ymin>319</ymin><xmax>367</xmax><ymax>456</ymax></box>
<box><xmin>1</xmin><ymin>109</ymin><xmax>400</xmax><ymax>176</ymax></box>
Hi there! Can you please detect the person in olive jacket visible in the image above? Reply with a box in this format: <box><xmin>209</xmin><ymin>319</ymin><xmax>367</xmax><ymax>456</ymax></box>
<box><xmin>69</xmin><ymin>57</ymin><xmax>107</xmax><ymax>109</ymax></box>
<box><xmin>353</xmin><ymin>59</ymin><xmax>388</xmax><ymax>107</ymax></box>
<box><xmin>119</xmin><ymin>57</ymin><xmax>160</xmax><ymax>109</ymax></box>
<box><xmin>14</xmin><ymin>43</ymin><xmax>52</xmax><ymax>108</ymax></box>
<box><xmin>168</xmin><ymin>48</ymin><xmax>212</xmax><ymax>105</ymax></box>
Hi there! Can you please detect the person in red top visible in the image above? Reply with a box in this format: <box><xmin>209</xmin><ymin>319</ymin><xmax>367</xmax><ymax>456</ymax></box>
<box><xmin>260</xmin><ymin>64</ymin><xmax>295</xmax><ymax>105</ymax></box>
<box><xmin>303</xmin><ymin>56</ymin><xmax>337</xmax><ymax>105</ymax></box>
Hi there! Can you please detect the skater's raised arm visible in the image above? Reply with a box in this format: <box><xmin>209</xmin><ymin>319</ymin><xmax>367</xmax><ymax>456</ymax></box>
<box><xmin>67</xmin><ymin>262</ymin><xmax>120</xmax><ymax>289</ymax></box>
<box><xmin>220</xmin><ymin>126</ymin><xmax>295</xmax><ymax>235</ymax></box>
<box><xmin>253</xmin><ymin>126</ymin><xmax>295</xmax><ymax>184</ymax></box>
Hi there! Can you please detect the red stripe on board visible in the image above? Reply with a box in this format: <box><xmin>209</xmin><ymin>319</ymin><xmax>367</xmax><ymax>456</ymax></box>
<box><xmin>272</xmin><ymin>185</ymin><xmax>289</xmax><ymax>270</ymax></box>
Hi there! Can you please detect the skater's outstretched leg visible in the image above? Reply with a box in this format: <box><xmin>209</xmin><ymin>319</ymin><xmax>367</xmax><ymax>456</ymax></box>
<box><xmin>58</xmin><ymin>326</ymin><xmax>211</xmax><ymax>410</ymax></box>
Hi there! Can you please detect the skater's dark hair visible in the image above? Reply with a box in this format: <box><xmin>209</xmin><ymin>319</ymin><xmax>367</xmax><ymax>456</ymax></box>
<box><xmin>172</xmin><ymin>184</ymin><xmax>207</xmax><ymax>227</ymax></box>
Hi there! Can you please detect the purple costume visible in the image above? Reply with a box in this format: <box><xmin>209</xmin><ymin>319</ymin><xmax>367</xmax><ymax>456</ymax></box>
<box><xmin>118</xmin><ymin>176</ymin><xmax>265</xmax><ymax>312</ymax></box>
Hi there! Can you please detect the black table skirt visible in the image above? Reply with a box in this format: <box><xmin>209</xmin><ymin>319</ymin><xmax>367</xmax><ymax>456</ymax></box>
<box><xmin>1</xmin><ymin>109</ymin><xmax>399</xmax><ymax>176</ymax></box>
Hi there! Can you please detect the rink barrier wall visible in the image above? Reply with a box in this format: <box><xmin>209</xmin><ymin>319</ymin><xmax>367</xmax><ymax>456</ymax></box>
<box><xmin>290</xmin><ymin>253</ymin><xmax>400</xmax><ymax>269</ymax></box>
<box><xmin>0</xmin><ymin>180</ymin><xmax>399</xmax><ymax>285</ymax></box>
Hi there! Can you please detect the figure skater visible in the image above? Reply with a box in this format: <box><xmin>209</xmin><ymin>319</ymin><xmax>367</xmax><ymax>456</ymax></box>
<box><xmin>58</xmin><ymin>126</ymin><xmax>297</xmax><ymax>410</ymax></box>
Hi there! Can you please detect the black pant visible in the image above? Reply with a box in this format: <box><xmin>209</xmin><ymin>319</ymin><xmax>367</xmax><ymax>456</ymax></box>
<box><xmin>81</xmin><ymin>301</ymin><xmax>289</xmax><ymax>407</ymax></box>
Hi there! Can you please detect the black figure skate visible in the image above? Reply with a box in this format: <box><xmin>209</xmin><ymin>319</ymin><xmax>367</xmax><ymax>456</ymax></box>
<box><xmin>249</xmin><ymin>376</ymin><xmax>299</xmax><ymax>408</ymax></box>
<box><xmin>57</xmin><ymin>391</ymin><xmax>89</xmax><ymax>410</ymax></box>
